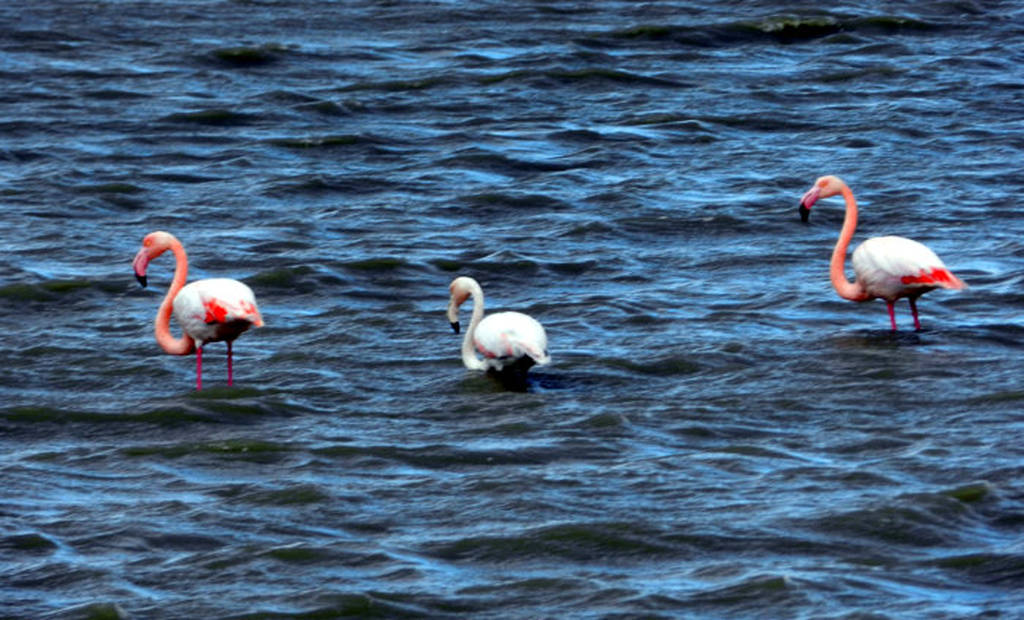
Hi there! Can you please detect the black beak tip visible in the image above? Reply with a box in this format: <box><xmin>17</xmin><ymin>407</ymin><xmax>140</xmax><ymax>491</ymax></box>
<box><xmin>450</xmin><ymin>321</ymin><xmax>460</xmax><ymax>334</ymax></box>
<box><xmin>799</xmin><ymin>204</ymin><xmax>810</xmax><ymax>223</ymax></box>
<box><xmin>136</xmin><ymin>274</ymin><xmax>147</xmax><ymax>288</ymax></box>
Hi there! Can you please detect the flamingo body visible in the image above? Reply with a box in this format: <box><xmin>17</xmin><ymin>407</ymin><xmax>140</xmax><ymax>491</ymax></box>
<box><xmin>850</xmin><ymin>235</ymin><xmax>959</xmax><ymax>302</ymax></box>
<box><xmin>799</xmin><ymin>175</ymin><xmax>965</xmax><ymax>330</ymax></box>
<box><xmin>172</xmin><ymin>278</ymin><xmax>263</xmax><ymax>347</ymax></box>
<box><xmin>447</xmin><ymin>276</ymin><xmax>549</xmax><ymax>376</ymax></box>
<box><xmin>133</xmin><ymin>231</ymin><xmax>263</xmax><ymax>390</ymax></box>
<box><xmin>473</xmin><ymin>311</ymin><xmax>550</xmax><ymax>367</ymax></box>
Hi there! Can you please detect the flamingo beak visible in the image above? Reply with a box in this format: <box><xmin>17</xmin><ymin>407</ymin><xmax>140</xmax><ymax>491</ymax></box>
<box><xmin>799</xmin><ymin>187</ymin><xmax>819</xmax><ymax>223</ymax></box>
<box><xmin>132</xmin><ymin>247</ymin><xmax>149</xmax><ymax>287</ymax></box>
<box><xmin>446</xmin><ymin>294</ymin><xmax>464</xmax><ymax>333</ymax></box>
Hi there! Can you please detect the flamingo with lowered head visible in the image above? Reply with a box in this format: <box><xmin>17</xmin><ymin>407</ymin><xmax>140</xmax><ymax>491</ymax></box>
<box><xmin>133</xmin><ymin>231</ymin><xmax>263</xmax><ymax>390</ymax></box>
<box><xmin>799</xmin><ymin>175</ymin><xmax>965</xmax><ymax>331</ymax></box>
<box><xmin>446</xmin><ymin>276</ymin><xmax>549</xmax><ymax>380</ymax></box>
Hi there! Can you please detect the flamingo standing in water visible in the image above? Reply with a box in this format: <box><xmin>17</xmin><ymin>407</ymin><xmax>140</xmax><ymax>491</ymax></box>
<box><xmin>133</xmin><ymin>231</ymin><xmax>263</xmax><ymax>390</ymax></box>
<box><xmin>446</xmin><ymin>276</ymin><xmax>549</xmax><ymax>382</ymax></box>
<box><xmin>799</xmin><ymin>175</ymin><xmax>966</xmax><ymax>330</ymax></box>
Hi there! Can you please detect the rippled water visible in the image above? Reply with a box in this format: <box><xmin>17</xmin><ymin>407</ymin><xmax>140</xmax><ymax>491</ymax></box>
<box><xmin>3</xmin><ymin>1</ymin><xmax>1024</xmax><ymax>617</ymax></box>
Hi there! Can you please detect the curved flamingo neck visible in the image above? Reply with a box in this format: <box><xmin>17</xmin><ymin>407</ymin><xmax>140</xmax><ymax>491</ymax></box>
<box><xmin>830</xmin><ymin>184</ymin><xmax>870</xmax><ymax>302</ymax></box>
<box><xmin>155</xmin><ymin>240</ymin><xmax>195</xmax><ymax>355</ymax></box>
<box><xmin>461</xmin><ymin>285</ymin><xmax>487</xmax><ymax>370</ymax></box>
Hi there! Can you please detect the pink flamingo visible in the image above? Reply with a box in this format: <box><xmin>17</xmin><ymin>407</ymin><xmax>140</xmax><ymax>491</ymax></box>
<box><xmin>447</xmin><ymin>276</ymin><xmax>549</xmax><ymax>378</ymax></box>
<box><xmin>799</xmin><ymin>175</ymin><xmax>966</xmax><ymax>331</ymax></box>
<box><xmin>133</xmin><ymin>231</ymin><xmax>263</xmax><ymax>390</ymax></box>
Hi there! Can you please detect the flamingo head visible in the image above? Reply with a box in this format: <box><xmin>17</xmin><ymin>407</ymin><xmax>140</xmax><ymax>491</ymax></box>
<box><xmin>799</xmin><ymin>175</ymin><xmax>846</xmax><ymax>223</ymax></box>
<box><xmin>133</xmin><ymin>230</ymin><xmax>178</xmax><ymax>287</ymax></box>
<box><xmin>447</xmin><ymin>276</ymin><xmax>477</xmax><ymax>334</ymax></box>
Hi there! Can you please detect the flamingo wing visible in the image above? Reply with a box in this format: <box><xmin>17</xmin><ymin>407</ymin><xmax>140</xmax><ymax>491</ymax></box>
<box><xmin>474</xmin><ymin>311</ymin><xmax>550</xmax><ymax>367</ymax></box>
<box><xmin>851</xmin><ymin>236</ymin><xmax>965</xmax><ymax>300</ymax></box>
<box><xmin>173</xmin><ymin>278</ymin><xmax>263</xmax><ymax>345</ymax></box>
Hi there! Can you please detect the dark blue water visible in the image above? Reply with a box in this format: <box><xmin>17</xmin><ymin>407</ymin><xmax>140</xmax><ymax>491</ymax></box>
<box><xmin>3</xmin><ymin>1</ymin><xmax>1024</xmax><ymax>617</ymax></box>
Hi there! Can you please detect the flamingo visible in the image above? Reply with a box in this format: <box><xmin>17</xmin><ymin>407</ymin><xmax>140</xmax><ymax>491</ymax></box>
<box><xmin>133</xmin><ymin>231</ymin><xmax>263</xmax><ymax>390</ymax></box>
<box><xmin>799</xmin><ymin>175</ymin><xmax>966</xmax><ymax>331</ymax></box>
<box><xmin>446</xmin><ymin>276</ymin><xmax>550</xmax><ymax>382</ymax></box>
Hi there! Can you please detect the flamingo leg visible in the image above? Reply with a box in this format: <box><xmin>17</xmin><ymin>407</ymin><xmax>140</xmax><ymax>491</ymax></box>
<box><xmin>227</xmin><ymin>341</ymin><xmax>234</xmax><ymax>387</ymax></box>
<box><xmin>195</xmin><ymin>346</ymin><xmax>203</xmax><ymax>391</ymax></box>
<box><xmin>886</xmin><ymin>301</ymin><xmax>897</xmax><ymax>331</ymax></box>
<box><xmin>909</xmin><ymin>297</ymin><xmax>921</xmax><ymax>331</ymax></box>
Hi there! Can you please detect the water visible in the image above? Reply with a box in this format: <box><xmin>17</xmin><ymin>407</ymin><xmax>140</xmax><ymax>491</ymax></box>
<box><xmin>3</xmin><ymin>1</ymin><xmax>1024</xmax><ymax>617</ymax></box>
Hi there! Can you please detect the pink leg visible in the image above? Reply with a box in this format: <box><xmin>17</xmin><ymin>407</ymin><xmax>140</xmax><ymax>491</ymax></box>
<box><xmin>227</xmin><ymin>341</ymin><xmax>234</xmax><ymax>387</ymax></box>
<box><xmin>195</xmin><ymin>346</ymin><xmax>203</xmax><ymax>391</ymax></box>
<box><xmin>886</xmin><ymin>301</ymin><xmax>897</xmax><ymax>331</ymax></box>
<box><xmin>909</xmin><ymin>298</ymin><xmax>921</xmax><ymax>331</ymax></box>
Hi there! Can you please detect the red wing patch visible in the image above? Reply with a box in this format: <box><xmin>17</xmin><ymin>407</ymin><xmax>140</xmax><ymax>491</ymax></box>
<box><xmin>901</xmin><ymin>268</ymin><xmax>956</xmax><ymax>286</ymax></box>
<box><xmin>203</xmin><ymin>299</ymin><xmax>229</xmax><ymax>324</ymax></box>
<box><xmin>204</xmin><ymin>298</ymin><xmax>262</xmax><ymax>325</ymax></box>
<box><xmin>238</xmin><ymin>299</ymin><xmax>263</xmax><ymax>326</ymax></box>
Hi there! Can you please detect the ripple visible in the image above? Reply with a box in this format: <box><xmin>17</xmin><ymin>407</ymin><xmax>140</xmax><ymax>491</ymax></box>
<box><xmin>0</xmin><ymin>532</ymin><xmax>58</xmax><ymax>554</ymax></box>
<box><xmin>210</xmin><ymin>45</ymin><xmax>283</xmax><ymax>67</ymax></box>
<box><xmin>160</xmin><ymin>109</ymin><xmax>256</xmax><ymax>126</ymax></box>
<box><xmin>427</xmin><ymin>521</ymin><xmax>677</xmax><ymax>562</ymax></box>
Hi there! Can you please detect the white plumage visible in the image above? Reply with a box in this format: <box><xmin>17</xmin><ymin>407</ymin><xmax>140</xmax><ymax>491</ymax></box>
<box><xmin>851</xmin><ymin>236</ymin><xmax>955</xmax><ymax>302</ymax></box>
<box><xmin>172</xmin><ymin>278</ymin><xmax>262</xmax><ymax>348</ymax></box>
<box><xmin>472</xmin><ymin>311</ymin><xmax>550</xmax><ymax>369</ymax></box>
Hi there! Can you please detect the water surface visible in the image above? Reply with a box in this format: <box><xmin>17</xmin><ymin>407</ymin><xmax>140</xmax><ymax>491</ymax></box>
<box><xmin>2</xmin><ymin>1</ymin><xmax>1024</xmax><ymax>617</ymax></box>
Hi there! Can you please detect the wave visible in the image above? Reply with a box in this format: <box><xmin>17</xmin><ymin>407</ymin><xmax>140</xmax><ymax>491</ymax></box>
<box><xmin>1</xmin><ymin>390</ymin><xmax>306</xmax><ymax>427</ymax></box>
<box><xmin>260</xmin><ymin>174</ymin><xmax>395</xmax><ymax>196</ymax></box>
<box><xmin>594</xmin><ymin>15</ymin><xmax>940</xmax><ymax>48</ymax></box>
<box><xmin>340</xmin><ymin>76</ymin><xmax>449</xmax><ymax>93</ymax></box>
<box><xmin>160</xmin><ymin>109</ymin><xmax>256</xmax><ymax>126</ymax></box>
<box><xmin>605</xmin><ymin>354</ymin><xmax>701</xmax><ymax>377</ymax></box>
<box><xmin>247</xmin><ymin>265</ymin><xmax>322</xmax><ymax>293</ymax></box>
<box><xmin>457</xmin><ymin>191</ymin><xmax>573</xmax><ymax>212</ymax></box>
<box><xmin>427</xmin><ymin>521</ymin><xmax>678</xmax><ymax>562</ymax></box>
<box><xmin>437</xmin><ymin>149</ymin><xmax>601</xmax><ymax>176</ymax></box>
<box><xmin>482</xmin><ymin>67</ymin><xmax>683</xmax><ymax>88</ymax></box>
<box><xmin>218</xmin><ymin>482</ymin><xmax>331</xmax><ymax>505</ymax></box>
<box><xmin>266</xmin><ymin>134</ymin><xmax>365</xmax><ymax>150</ymax></box>
<box><xmin>0</xmin><ymin>277</ymin><xmax>122</xmax><ymax>303</ymax></box>
<box><xmin>82</xmin><ymin>89</ymin><xmax>150</xmax><ymax>100</ymax></box>
<box><xmin>0</xmin><ymin>532</ymin><xmax>58</xmax><ymax>553</ymax></box>
<box><xmin>312</xmin><ymin>442</ymin><xmax>573</xmax><ymax>469</ymax></box>
<box><xmin>123</xmin><ymin>438</ymin><xmax>295</xmax><ymax>461</ymax></box>
<box><xmin>813</xmin><ymin>483</ymin><xmax>994</xmax><ymax>549</ymax></box>
<box><xmin>931</xmin><ymin>551</ymin><xmax>1024</xmax><ymax>587</ymax></box>
<box><xmin>209</xmin><ymin>45</ymin><xmax>284</xmax><ymax>67</ymax></box>
<box><xmin>435</xmin><ymin>250</ymin><xmax>540</xmax><ymax>277</ymax></box>
<box><xmin>342</xmin><ymin>257</ymin><xmax>413</xmax><ymax>272</ymax></box>
<box><xmin>71</xmin><ymin>182</ymin><xmax>145</xmax><ymax>194</ymax></box>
